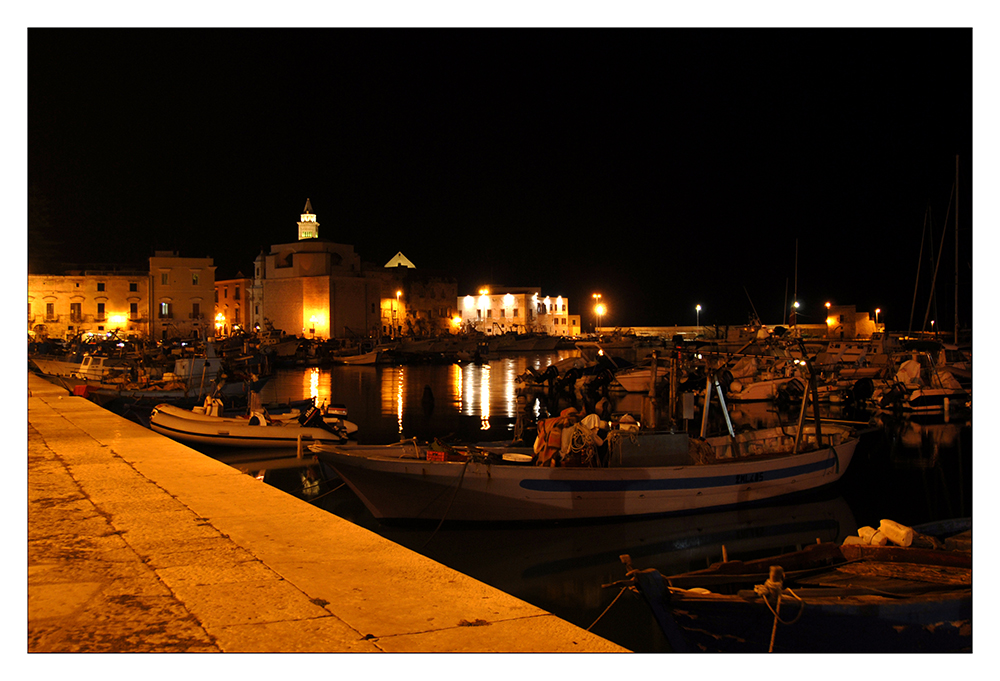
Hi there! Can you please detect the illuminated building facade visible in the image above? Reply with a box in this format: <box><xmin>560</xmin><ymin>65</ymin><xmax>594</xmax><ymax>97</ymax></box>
<box><xmin>370</xmin><ymin>253</ymin><xmax>458</xmax><ymax>338</ymax></box>
<box><xmin>214</xmin><ymin>274</ymin><xmax>253</xmax><ymax>336</ymax></box>
<box><xmin>252</xmin><ymin>200</ymin><xmax>382</xmax><ymax>340</ymax></box>
<box><xmin>149</xmin><ymin>251</ymin><xmax>217</xmax><ymax>340</ymax></box>
<box><xmin>456</xmin><ymin>287</ymin><xmax>581</xmax><ymax>336</ymax></box>
<box><xmin>28</xmin><ymin>270</ymin><xmax>149</xmax><ymax>340</ymax></box>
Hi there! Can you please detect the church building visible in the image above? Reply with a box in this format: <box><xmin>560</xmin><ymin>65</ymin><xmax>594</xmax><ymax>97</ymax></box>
<box><xmin>250</xmin><ymin>200</ymin><xmax>382</xmax><ymax>340</ymax></box>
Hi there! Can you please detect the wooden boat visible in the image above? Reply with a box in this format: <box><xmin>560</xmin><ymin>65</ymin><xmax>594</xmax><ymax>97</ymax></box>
<box><xmin>617</xmin><ymin>520</ymin><xmax>972</xmax><ymax>652</ymax></box>
<box><xmin>310</xmin><ymin>422</ymin><xmax>859</xmax><ymax>523</ymax></box>
<box><xmin>150</xmin><ymin>402</ymin><xmax>354</xmax><ymax>448</ymax></box>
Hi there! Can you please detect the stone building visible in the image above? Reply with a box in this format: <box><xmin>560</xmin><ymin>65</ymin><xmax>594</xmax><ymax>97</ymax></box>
<box><xmin>251</xmin><ymin>200</ymin><xmax>382</xmax><ymax>340</ymax></box>
<box><xmin>367</xmin><ymin>253</ymin><xmax>458</xmax><ymax>338</ymax></box>
<box><xmin>213</xmin><ymin>274</ymin><xmax>253</xmax><ymax>336</ymax></box>
<box><xmin>456</xmin><ymin>287</ymin><xmax>581</xmax><ymax>336</ymax></box>
<box><xmin>149</xmin><ymin>251</ymin><xmax>217</xmax><ymax>340</ymax></box>
<box><xmin>28</xmin><ymin>269</ymin><xmax>149</xmax><ymax>340</ymax></box>
<box><xmin>824</xmin><ymin>304</ymin><xmax>878</xmax><ymax>339</ymax></box>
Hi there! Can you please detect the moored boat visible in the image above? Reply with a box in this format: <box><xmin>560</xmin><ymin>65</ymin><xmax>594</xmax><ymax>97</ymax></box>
<box><xmin>616</xmin><ymin>518</ymin><xmax>971</xmax><ymax>652</ymax></box>
<box><xmin>310</xmin><ymin>421</ymin><xmax>859</xmax><ymax>524</ymax></box>
<box><xmin>150</xmin><ymin>402</ymin><xmax>354</xmax><ymax>448</ymax></box>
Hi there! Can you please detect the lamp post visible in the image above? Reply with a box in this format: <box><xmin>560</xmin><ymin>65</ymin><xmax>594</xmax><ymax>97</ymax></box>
<box><xmin>875</xmin><ymin>308</ymin><xmax>881</xmax><ymax>327</ymax></box>
<box><xmin>394</xmin><ymin>290</ymin><xmax>401</xmax><ymax>339</ymax></box>
<box><xmin>592</xmin><ymin>293</ymin><xmax>603</xmax><ymax>333</ymax></box>
<box><xmin>696</xmin><ymin>304</ymin><xmax>701</xmax><ymax>329</ymax></box>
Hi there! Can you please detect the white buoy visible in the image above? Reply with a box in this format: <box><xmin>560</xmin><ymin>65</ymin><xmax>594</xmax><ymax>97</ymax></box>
<box><xmin>879</xmin><ymin>519</ymin><xmax>914</xmax><ymax>547</ymax></box>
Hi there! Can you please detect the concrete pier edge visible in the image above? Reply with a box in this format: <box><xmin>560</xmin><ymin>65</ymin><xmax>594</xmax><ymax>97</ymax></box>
<box><xmin>27</xmin><ymin>373</ymin><xmax>628</xmax><ymax>653</ymax></box>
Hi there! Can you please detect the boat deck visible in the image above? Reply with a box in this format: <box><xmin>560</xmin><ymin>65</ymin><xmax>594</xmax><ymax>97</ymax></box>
<box><xmin>27</xmin><ymin>373</ymin><xmax>627</xmax><ymax>653</ymax></box>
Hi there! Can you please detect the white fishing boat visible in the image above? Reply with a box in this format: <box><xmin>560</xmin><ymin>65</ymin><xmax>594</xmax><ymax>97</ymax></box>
<box><xmin>873</xmin><ymin>352</ymin><xmax>970</xmax><ymax>413</ymax></box>
<box><xmin>339</xmin><ymin>348</ymin><xmax>382</xmax><ymax>365</ymax></box>
<box><xmin>150</xmin><ymin>402</ymin><xmax>355</xmax><ymax>448</ymax></box>
<box><xmin>310</xmin><ymin>422</ymin><xmax>859</xmax><ymax>523</ymax></box>
<box><xmin>612</xmin><ymin>362</ymin><xmax>669</xmax><ymax>393</ymax></box>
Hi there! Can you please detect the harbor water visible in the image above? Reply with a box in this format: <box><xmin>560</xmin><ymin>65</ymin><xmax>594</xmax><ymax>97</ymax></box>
<box><xmin>194</xmin><ymin>351</ymin><xmax>971</xmax><ymax>653</ymax></box>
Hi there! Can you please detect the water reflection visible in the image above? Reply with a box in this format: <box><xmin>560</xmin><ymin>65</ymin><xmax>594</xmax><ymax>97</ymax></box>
<box><xmin>242</xmin><ymin>356</ymin><xmax>970</xmax><ymax>652</ymax></box>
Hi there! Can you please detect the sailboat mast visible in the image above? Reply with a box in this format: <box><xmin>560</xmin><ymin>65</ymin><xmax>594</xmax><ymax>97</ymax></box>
<box><xmin>954</xmin><ymin>154</ymin><xmax>959</xmax><ymax>343</ymax></box>
<box><xmin>793</xmin><ymin>239</ymin><xmax>798</xmax><ymax>327</ymax></box>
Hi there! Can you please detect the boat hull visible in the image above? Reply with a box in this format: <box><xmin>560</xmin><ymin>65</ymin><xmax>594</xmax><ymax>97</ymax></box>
<box><xmin>646</xmin><ymin>542</ymin><xmax>971</xmax><ymax>653</ymax></box>
<box><xmin>314</xmin><ymin>430</ymin><xmax>858</xmax><ymax>523</ymax></box>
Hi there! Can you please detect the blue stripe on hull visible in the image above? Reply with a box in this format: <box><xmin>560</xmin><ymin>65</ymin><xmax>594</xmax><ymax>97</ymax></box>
<box><xmin>518</xmin><ymin>456</ymin><xmax>836</xmax><ymax>493</ymax></box>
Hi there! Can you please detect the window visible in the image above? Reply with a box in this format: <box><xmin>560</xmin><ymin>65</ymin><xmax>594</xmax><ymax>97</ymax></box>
<box><xmin>97</xmin><ymin>302</ymin><xmax>106</xmax><ymax>321</ymax></box>
<box><xmin>97</xmin><ymin>282</ymin><xmax>105</xmax><ymax>292</ymax></box>
<box><xmin>129</xmin><ymin>282</ymin><xmax>138</xmax><ymax>292</ymax></box>
<box><xmin>130</xmin><ymin>303</ymin><xmax>138</xmax><ymax>319</ymax></box>
<box><xmin>214</xmin><ymin>289</ymin><xmax>219</xmax><ymax>303</ymax></box>
<box><xmin>70</xmin><ymin>303</ymin><xmax>82</xmax><ymax>322</ymax></box>
<box><xmin>46</xmin><ymin>303</ymin><xmax>55</xmax><ymax>320</ymax></box>
<box><xmin>513</xmin><ymin>308</ymin><xmax>519</xmax><ymax>318</ymax></box>
<box><xmin>234</xmin><ymin>307</ymin><xmax>240</xmax><ymax>324</ymax></box>
<box><xmin>159</xmin><ymin>302</ymin><xmax>172</xmax><ymax>318</ymax></box>
<box><xmin>161</xmin><ymin>272</ymin><xmax>169</xmax><ymax>285</ymax></box>
<box><xmin>234</xmin><ymin>286</ymin><xmax>240</xmax><ymax>300</ymax></box>
<box><xmin>192</xmin><ymin>302</ymin><xmax>201</xmax><ymax>319</ymax></box>
<box><xmin>500</xmin><ymin>309</ymin><xmax>506</xmax><ymax>318</ymax></box>
<box><xmin>224</xmin><ymin>287</ymin><xmax>228</xmax><ymax>299</ymax></box>
<box><xmin>192</xmin><ymin>272</ymin><xmax>200</xmax><ymax>285</ymax></box>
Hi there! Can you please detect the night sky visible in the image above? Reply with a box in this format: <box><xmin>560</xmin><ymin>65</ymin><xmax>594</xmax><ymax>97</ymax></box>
<box><xmin>26</xmin><ymin>25</ymin><xmax>973</xmax><ymax>332</ymax></box>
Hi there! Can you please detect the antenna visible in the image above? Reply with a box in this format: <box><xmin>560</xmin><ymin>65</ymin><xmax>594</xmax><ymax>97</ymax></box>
<box><xmin>743</xmin><ymin>286</ymin><xmax>761</xmax><ymax>324</ymax></box>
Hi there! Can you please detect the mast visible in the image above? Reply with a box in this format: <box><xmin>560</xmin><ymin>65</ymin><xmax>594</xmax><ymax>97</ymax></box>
<box><xmin>792</xmin><ymin>238</ymin><xmax>798</xmax><ymax>327</ymax></box>
<box><xmin>909</xmin><ymin>209</ymin><xmax>927</xmax><ymax>335</ymax></box>
<box><xmin>954</xmin><ymin>154</ymin><xmax>960</xmax><ymax>344</ymax></box>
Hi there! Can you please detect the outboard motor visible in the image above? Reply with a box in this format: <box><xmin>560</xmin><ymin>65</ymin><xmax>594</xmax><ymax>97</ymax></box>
<box><xmin>299</xmin><ymin>406</ymin><xmax>347</xmax><ymax>440</ymax></box>
<box><xmin>852</xmin><ymin>377</ymin><xmax>875</xmax><ymax>403</ymax></box>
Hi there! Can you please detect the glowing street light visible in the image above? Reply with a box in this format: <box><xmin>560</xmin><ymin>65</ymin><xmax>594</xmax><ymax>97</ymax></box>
<box><xmin>592</xmin><ymin>293</ymin><xmax>603</xmax><ymax>332</ymax></box>
<box><xmin>696</xmin><ymin>304</ymin><xmax>702</xmax><ymax>328</ymax></box>
<box><xmin>875</xmin><ymin>308</ymin><xmax>881</xmax><ymax>325</ymax></box>
<box><xmin>393</xmin><ymin>290</ymin><xmax>402</xmax><ymax>339</ymax></box>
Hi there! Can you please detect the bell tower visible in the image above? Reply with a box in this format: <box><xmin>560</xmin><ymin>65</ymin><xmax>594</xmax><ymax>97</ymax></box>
<box><xmin>297</xmin><ymin>198</ymin><xmax>319</xmax><ymax>240</ymax></box>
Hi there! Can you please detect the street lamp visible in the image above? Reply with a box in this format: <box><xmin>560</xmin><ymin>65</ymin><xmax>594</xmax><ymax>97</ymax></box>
<box><xmin>792</xmin><ymin>301</ymin><xmax>800</xmax><ymax>326</ymax></box>
<box><xmin>394</xmin><ymin>290</ymin><xmax>402</xmax><ymax>339</ymax></box>
<box><xmin>696</xmin><ymin>304</ymin><xmax>701</xmax><ymax>328</ymax></box>
<box><xmin>592</xmin><ymin>293</ymin><xmax>603</xmax><ymax>333</ymax></box>
<box><xmin>875</xmin><ymin>308</ymin><xmax>881</xmax><ymax>326</ymax></box>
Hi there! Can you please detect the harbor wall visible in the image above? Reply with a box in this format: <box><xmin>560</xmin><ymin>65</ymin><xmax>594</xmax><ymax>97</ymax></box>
<box><xmin>27</xmin><ymin>374</ymin><xmax>627</xmax><ymax>653</ymax></box>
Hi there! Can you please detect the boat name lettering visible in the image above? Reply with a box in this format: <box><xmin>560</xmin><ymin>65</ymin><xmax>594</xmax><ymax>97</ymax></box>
<box><xmin>735</xmin><ymin>472</ymin><xmax>764</xmax><ymax>484</ymax></box>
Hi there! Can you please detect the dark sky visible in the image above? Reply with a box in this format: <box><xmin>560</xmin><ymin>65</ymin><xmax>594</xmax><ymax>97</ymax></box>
<box><xmin>27</xmin><ymin>28</ymin><xmax>972</xmax><ymax>331</ymax></box>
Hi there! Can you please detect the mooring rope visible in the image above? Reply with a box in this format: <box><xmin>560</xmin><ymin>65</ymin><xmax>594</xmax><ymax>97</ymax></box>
<box><xmin>753</xmin><ymin>569</ymin><xmax>805</xmax><ymax>652</ymax></box>
<box><xmin>586</xmin><ymin>586</ymin><xmax>630</xmax><ymax>631</ymax></box>
<box><xmin>419</xmin><ymin>458</ymin><xmax>472</xmax><ymax>550</ymax></box>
